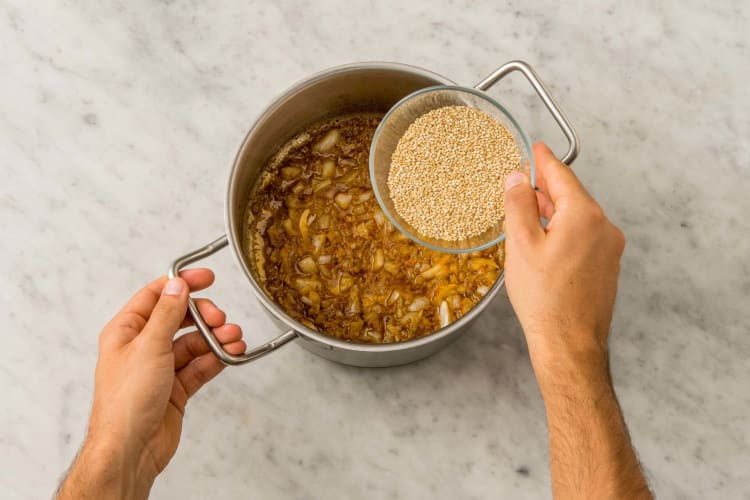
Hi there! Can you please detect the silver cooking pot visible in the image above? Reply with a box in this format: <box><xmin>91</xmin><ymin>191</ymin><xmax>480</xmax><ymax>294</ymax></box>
<box><xmin>168</xmin><ymin>60</ymin><xmax>578</xmax><ymax>367</ymax></box>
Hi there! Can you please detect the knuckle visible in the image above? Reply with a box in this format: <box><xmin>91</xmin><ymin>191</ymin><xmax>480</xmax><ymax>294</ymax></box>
<box><xmin>196</xmin><ymin>298</ymin><xmax>213</xmax><ymax>309</ymax></box>
<box><xmin>193</xmin><ymin>362</ymin><xmax>210</xmax><ymax>384</ymax></box>
<box><xmin>187</xmin><ymin>333</ymin><xmax>208</xmax><ymax>357</ymax></box>
<box><xmin>580</xmin><ymin>200</ymin><xmax>605</xmax><ymax>227</ymax></box>
<box><xmin>613</xmin><ymin>226</ymin><xmax>626</xmax><ymax>252</ymax></box>
<box><xmin>211</xmin><ymin>307</ymin><xmax>226</xmax><ymax>324</ymax></box>
<box><xmin>589</xmin><ymin>203</ymin><xmax>606</xmax><ymax>223</ymax></box>
<box><xmin>113</xmin><ymin>312</ymin><xmax>146</xmax><ymax>334</ymax></box>
<box><xmin>97</xmin><ymin>329</ymin><xmax>110</xmax><ymax>347</ymax></box>
<box><xmin>505</xmin><ymin>185</ymin><xmax>529</xmax><ymax>205</ymax></box>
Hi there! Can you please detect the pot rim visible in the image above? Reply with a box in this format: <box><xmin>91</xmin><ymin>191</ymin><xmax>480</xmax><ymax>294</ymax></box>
<box><xmin>225</xmin><ymin>61</ymin><xmax>505</xmax><ymax>352</ymax></box>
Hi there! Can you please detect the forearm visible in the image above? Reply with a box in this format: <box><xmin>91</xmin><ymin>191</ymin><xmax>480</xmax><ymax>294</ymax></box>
<box><xmin>57</xmin><ymin>436</ymin><xmax>155</xmax><ymax>500</ymax></box>
<box><xmin>532</xmin><ymin>347</ymin><xmax>652</xmax><ymax>500</ymax></box>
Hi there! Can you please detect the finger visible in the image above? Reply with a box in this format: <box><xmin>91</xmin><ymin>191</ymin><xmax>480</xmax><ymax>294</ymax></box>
<box><xmin>176</xmin><ymin>340</ymin><xmax>247</xmax><ymax>399</ymax></box>
<box><xmin>223</xmin><ymin>340</ymin><xmax>247</xmax><ymax>354</ymax></box>
<box><xmin>535</xmin><ymin>189</ymin><xmax>556</xmax><ymax>220</ymax></box>
<box><xmin>504</xmin><ymin>171</ymin><xmax>544</xmax><ymax>246</ymax></box>
<box><xmin>111</xmin><ymin>269</ymin><xmax>216</xmax><ymax>331</ymax></box>
<box><xmin>176</xmin><ymin>268</ymin><xmax>216</xmax><ymax>292</ymax></box>
<box><xmin>139</xmin><ymin>277</ymin><xmax>189</xmax><ymax>350</ymax></box>
<box><xmin>173</xmin><ymin>324</ymin><xmax>243</xmax><ymax>370</ymax></box>
<box><xmin>180</xmin><ymin>299</ymin><xmax>226</xmax><ymax>329</ymax></box>
<box><xmin>532</xmin><ymin>142</ymin><xmax>591</xmax><ymax>206</ymax></box>
<box><xmin>124</xmin><ymin>269</ymin><xmax>215</xmax><ymax>321</ymax></box>
<box><xmin>102</xmin><ymin>270</ymin><xmax>216</xmax><ymax>349</ymax></box>
<box><xmin>177</xmin><ymin>354</ymin><xmax>224</xmax><ymax>399</ymax></box>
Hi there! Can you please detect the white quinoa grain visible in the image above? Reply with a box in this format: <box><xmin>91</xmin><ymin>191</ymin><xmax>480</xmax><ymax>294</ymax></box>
<box><xmin>387</xmin><ymin>105</ymin><xmax>521</xmax><ymax>241</ymax></box>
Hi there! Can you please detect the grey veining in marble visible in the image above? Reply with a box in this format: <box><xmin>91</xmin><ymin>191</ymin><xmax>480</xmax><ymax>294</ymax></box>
<box><xmin>1</xmin><ymin>1</ymin><xmax>749</xmax><ymax>499</ymax></box>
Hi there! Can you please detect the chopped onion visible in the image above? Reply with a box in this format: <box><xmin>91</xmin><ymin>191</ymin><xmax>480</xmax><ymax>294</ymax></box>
<box><xmin>297</xmin><ymin>255</ymin><xmax>318</xmax><ymax>274</ymax></box>
<box><xmin>336</xmin><ymin>170</ymin><xmax>360</xmax><ymax>185</ymax></box>
<box><xmin>298</xmin><ymin>208</ymin><xmax>311</xmax><ymax>239</ymax></box>
<box><xmin>434</xmin><ymin>284</ymin><xmax>457</xmax><ymax>302</ymax></box>
<box><xmin>294</xmin><ymin>277</ymin><xmax>321</xmax><ymax>293</ymax></box>
<box><xmin>301</xmin><ymin>290</ymin><xmax>321</xmax><ymax>307</ymax></box>
<box><xmin>285</xmin><ymin>195</ymin><xmax>310</xmax><ymax>209</ymax></box>
<box><xmin>319</xmin><ymin>265</ymin><xmax>331</xmax><ymax>279</ymax></box>
<box><xmin>420</xmin><ymin>263</ymin><xmax>447</xmax><ymax>279</ymax></box>
<box><xmin>301</xmin><ymin>319</ymin><xmax>319</xmax><ymax>331</ymax></box>
<box><xmin>439</xmin><ymin>301</ymin><xmax>450</xmax><ymax>328</ymax></box>
<box><xmin>383</xmin><ymin>261</ymin><xmax>399</xmax><ymax>274</ymax></box>
<box><xmin>399</xmin><ymin>311</ymin><xmax>422</xmax><ymax>326</ymax></box>
<box><xmin>311</xmin><ymin>234</ymin><xmax>326</xmax><ymax>254</ymax></box>
<box><xmin>339</xmin><ymin>273</ymin><xmax>355</xmax><ymax>293</ymax></box>
<box><xmin>408</xmin><ymin>296</ymin><xmax>430</xmax><ymax>312</ymax></box>
<box><xmin>356</xmin><ymin>192</ymin><xmax>373</xmax><ymax>203</ymax></box>
<box><xmin>477</xmin><ymin>285</ymin><xmax>490</xmax><ymax>296</ymax></box>
<box><xmin>348</xmin><ymin>296</ymin><xmax>361</xmax><ymax>315</ymax></box>
<box><xmin>468</xmin><ymin>258</ymin><xmax>499</xmax><ymax>271</ymax></box>
<box><xmin>349</xmin><ymin>319</ymin><xmax>364</xmax><ymax>336</ymax></box>
<box><xmin>312</xmin><ymin>178</ymin><xmax>332</xmax><ymax>193</ymax></box>
<box><xmin>281</xmin><ymin>166</ymin><xmax>302</xmax><ymax>180</ymax></box>
<box><xmin>321</xmin><ymin>159</ymin><xmax>336</xmax><ymax>178</ymax></box>
<box><xmin>313</xmin><ymin>129</ymin><xmax>340</xmax><ymax>153</ymax></box>
<box><xmin>448</xmin><ymin>295</ymin><xmax>460</xmax><ymax>312</ymax></box>
<box><xmin>352</xmin><ymin>204</ymin><xmax>366</xmax><ymax>215</ymax></box>
<box><xmin>317</xmin><ymin>213</ymin><xmax>331</xmax><ymax>230</ymax></box>
<box><xmin>334</xmin><ymin>192</ymin><xmax>353</xmax><ymax>209</ymax></box>
<box><xmin>364</xmin><ymin>328</ymin><xmax>382</xmax><ymax>341</ymax></box>
<box><xmin>372</xmin><ymin>249</ymin><xmax>384</xmax><ymax>271</ymax></box>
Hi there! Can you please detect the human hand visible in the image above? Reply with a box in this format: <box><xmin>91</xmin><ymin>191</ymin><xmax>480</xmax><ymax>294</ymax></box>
<box><xmin>503</xmin><ymin>144</ymin><xmax>652</xmax><ymax>499</ymax></box>
<box><xmin>503</xmin><ymin>142</ymin><xmax>625</xmax><ymax>389</ymax></box>
<box><xmin>58</xmin><ymin>269</ymin><xmax>246</xmax><ymax>499</ymax></box>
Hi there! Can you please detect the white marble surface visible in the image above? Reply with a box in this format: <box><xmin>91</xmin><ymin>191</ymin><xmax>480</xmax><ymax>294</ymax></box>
<box><xmin>1</xmin><ymin>1</ymin><xmax>748</xmax><ymax>498</ymax></box>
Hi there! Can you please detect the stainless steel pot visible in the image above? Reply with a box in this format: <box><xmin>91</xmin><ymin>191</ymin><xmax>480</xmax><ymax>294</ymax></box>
<box><xmin>168</xmin><ymin>61</ymin><xmax>578</xmax><ymax>367</ymax></box>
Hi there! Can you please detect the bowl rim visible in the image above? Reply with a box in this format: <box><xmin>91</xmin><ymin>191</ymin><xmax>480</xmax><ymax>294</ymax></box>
<box><xmin>369</xmin><ymin>84</ymin><xmax>536</xmax><ymax>254</ymax></box>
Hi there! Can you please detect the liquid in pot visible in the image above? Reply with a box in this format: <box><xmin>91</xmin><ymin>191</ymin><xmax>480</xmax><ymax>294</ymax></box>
<box><xmin>244</xmin><ymin>114</ymin><xmax>503</xmax><ymax>343</ymax></box>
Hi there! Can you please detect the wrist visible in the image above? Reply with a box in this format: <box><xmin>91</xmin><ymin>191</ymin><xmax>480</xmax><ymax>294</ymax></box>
<box><xmin>87</xmin><ymin>407</ymin><xmax>161</xmax><ymax>484</ymax></box>
<box><xmin>526</xmin><ymin>335</ymin><xmax>612</xmax><ymax>402</ymax></box>
<box><xmin>90</xmin><ymin>432</ymin><xmax>158</xmax><ymax>494</ymax></box>
<box><xmin>59</xmin><ymin>433</ymin><xmax>156</xmax><ymax>500</ymax></box>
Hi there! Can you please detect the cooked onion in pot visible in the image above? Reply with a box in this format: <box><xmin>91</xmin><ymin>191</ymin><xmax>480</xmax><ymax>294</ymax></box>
<box><xmin>245</xmin><ymin>114</ymin><xmax>503</xmax><ymax>343</ymax></box>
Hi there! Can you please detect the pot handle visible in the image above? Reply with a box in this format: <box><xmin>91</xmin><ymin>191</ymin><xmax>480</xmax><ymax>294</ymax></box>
<box><xmin>474</xmin><ymin>60</ymin><xmax>580</xmax><ymax>165</ymax></box>
<box><xmin>168</xmin><ymin>235</ymin><xmax>297</xmax><ymax>366</ymax></box>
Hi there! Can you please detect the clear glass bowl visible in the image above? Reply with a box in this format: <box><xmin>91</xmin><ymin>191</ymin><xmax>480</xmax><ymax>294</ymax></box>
<box><xmin>369</xmin><ymin>85</ymin><xmax>535</xmax><ymax>253</ymax></box>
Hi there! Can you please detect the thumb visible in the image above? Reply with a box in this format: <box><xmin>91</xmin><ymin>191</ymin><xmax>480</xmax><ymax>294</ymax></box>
<box><xmin>504</xmin><ymin>171</ymin><xmax>544</xmax><ymax>245</ymax></box>
<box><xmin>140</xmin><ymin>277</ymin><xmax>189</xmax><ymax>346</ymax></box>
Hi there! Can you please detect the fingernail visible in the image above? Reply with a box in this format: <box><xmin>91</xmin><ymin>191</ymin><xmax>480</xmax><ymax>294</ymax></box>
<box><xmin>505</xmin><ymin>171</ymin><xmax>525</xmax><ymax>191</ymax></box>
<box><xmin>163</xmin><ymin>278</ymin><xmax>184</xmax><ymax>296</ymax></box>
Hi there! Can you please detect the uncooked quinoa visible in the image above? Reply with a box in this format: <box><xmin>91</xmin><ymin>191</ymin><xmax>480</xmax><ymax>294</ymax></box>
<box><xmin>387</xmin><ymin>105</ymin><xmax>521</xmax><ymax>241</ymax></box>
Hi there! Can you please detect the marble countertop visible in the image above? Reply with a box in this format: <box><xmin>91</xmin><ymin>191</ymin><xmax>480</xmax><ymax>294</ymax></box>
<box><xmin>2</xmin><ymin>1</ymin><xmax>748</xmax><ymax>498</ymax></box>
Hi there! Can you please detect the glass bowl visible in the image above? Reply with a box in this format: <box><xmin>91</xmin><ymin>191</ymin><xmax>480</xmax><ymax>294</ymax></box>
<box><xmin>369</xmin><ymin>85</ymin><xmax>535</xmax><ymax>253</ymax></box>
